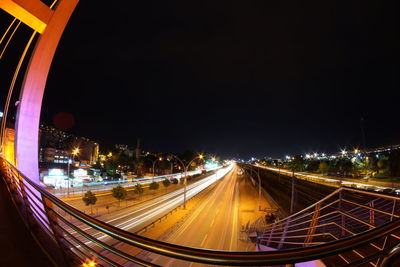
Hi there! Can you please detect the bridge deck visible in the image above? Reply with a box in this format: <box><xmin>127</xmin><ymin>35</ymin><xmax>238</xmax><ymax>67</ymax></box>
<box><xmin>0</xmin><ymin>178</ymin><xmax>54</xmax><ymax>267</ymax></box>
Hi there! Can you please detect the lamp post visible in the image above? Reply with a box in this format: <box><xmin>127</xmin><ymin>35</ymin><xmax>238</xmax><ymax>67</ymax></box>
<box><xmin>152</xmin><ymin>157</ymin><xmax>163</xmax><ymax>182</ymax></box>
<box><xmin>172</xmin><ymin>154</ymin><xmax>204</xmax><ymax>209</ymax></box>
<box><xmin>67</xmin><ymin>147</ymin><xmax>79</xmax><ymax>196</ymax></box>
<box><xmin>212</xmin><ymin>157</ymin><xmax>218</xmax><ymax>181</ymax></box>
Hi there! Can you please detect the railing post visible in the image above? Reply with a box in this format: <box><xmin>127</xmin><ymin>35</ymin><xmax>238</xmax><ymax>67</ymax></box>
<box><xmin>17</xmin><ymin>173</ymin><xmax>39</xmax><ymax>229</ymax></box>
<box><xmin>376</xmin><ymin>199</ymin><xmax>397</xmax><ymax>266</ymax></box>
<box><xmin>339</xmin><ymin>189</ymin><xmax>346</xmax><ymax>237</ymax></box>
<box><xmin>266</xmin><ymin>221</ymin><xmax>277</xmax><ymax>247</ymax></box>
<box><xmin>304</xmin><ymin>203</ymin><xmax>321</xmax><ymax>246</ymax></box>
<box><xmin>278</xmin><ymin>217</ymin><xmax>291</xmax><ymax>250</ymax></box>
<box><xmin>369</xmin><ymin>200</ymin><xmax>375</xmax><ymax>229</ymax></box>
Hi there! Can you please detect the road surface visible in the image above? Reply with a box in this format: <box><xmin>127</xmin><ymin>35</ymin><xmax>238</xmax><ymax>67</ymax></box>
<box><xmin>147</xmin><ymin>165</ymin><xmax>249</xmax><ymax>266</ymax></box>
<box><xmin>63</xmin><ymin>165</ymin><xmax>234</xmax><ymax>253</ymax></box>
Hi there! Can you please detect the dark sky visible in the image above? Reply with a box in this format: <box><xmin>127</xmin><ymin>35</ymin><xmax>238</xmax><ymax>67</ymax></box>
<box><xmin>38</xmin><ymin>1</ymin><xmax>398</xmax><ymax>159</ymax></box>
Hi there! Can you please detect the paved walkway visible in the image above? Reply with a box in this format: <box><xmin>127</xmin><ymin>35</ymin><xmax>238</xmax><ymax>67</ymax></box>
<box><xmin>0</xmin><ymin>178</ymin><xmax>55</xmax><ymax>267</ymax></box>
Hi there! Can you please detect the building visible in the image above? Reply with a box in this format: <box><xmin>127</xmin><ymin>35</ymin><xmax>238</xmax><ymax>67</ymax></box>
<box><xmin>39</xmin><ymin>125</ymin><xmax>99</xmax><ymax>166</ymax></box>
<box><xmin>41</xmin><ymin>147</ymin><xmax>69</xmax><ymax>163</ymax></box>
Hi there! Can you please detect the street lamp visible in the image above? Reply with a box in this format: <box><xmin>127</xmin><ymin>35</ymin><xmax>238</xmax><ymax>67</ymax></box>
<box><xmin>172</xmin><ymin>154</ymin><xmax>204</xmax><ymax>209</ymax></box>
<box><xmin>67</xmin><ymin>147</ymin><xmax>79</xmax><ymax>196</ymax></box>
<box><xmin>152</xmin><ymin>157</ymin><xmax>163</xmax><ymax>182</ymax></box>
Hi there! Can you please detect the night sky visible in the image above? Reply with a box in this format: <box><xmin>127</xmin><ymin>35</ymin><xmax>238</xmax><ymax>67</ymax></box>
<box><xmin>37</xmin><ymin>1</ymin><xmax>397</xmax><ymax>159</ymax></box>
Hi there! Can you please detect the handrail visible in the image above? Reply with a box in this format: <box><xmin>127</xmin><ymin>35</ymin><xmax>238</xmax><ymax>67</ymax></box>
<box><xmin>380</xmin><ymin>243</ymin><xmax>400</xmax><ymax>267</ymax></box>
<box><xmin>2</xmin><ymin>158</ymin><xmax>400</xmax><ymax>265</ymax></box>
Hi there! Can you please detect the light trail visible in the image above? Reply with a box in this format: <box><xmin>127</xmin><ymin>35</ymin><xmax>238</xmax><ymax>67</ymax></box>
<box><xmin>55</xmin><ymin>166</ymin><xmax>223</xmax><ymax>199</ymax></box>
<box><xmin>256</xmin><ymin>165</ymin><xmax>399</xmax><ymax>194</ymax></box>
<box><xmin>68</xmin><ymin>165</ymin><xmax>234</xmax><ymax>247</ymax></box>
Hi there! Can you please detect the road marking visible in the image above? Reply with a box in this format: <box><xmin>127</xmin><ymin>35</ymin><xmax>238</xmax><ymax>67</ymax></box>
<box><xmin>210</xmin><ymin>217</ymin><xmax>215</xmax><ymax>227</ymax></box>
<box><xmin>201</xmin><ymin>234</ymin><xmax>208</xmax><ymax>246</ymax></box>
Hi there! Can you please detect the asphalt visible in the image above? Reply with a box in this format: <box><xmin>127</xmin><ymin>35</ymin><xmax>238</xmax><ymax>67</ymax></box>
<box><xmin>0</xmin><ymin>177</ymin><xmax>55</xmax><ymax>267</ymax></box>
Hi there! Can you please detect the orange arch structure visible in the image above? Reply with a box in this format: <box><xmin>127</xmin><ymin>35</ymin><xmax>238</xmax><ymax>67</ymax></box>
<box><xmin>1</xmin><ymin>0</ymin><xmax>78</xmax><ymax>184</ymax></box>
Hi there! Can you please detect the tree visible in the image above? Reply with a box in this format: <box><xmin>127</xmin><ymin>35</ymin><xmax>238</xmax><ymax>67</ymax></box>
<box><xmin>305</xmin><ymin>160</ymin><xmax>320</xmax><ymax>172</ymax></box>
<box><xmin>82</xmin><ymin>191</ymin><xmax>97</xmax><ymax>214</ymax></box>
<box><xmin>319</xmin><ymin>161</ymin><xmax>329</xmax><ymax>174</ymax></box>
<box><xmin>112</xmin><ymin>185</ymin><xmax>127</xmax><ymax>206</ymax></box>
<box><xmin>377</xmin><ymin>159</ymin><xmax>387</xmax><ymax>174</ymax></box>
<box><xmin>162</xmin><ymin>179</ymin><xmax>171</xmax><ymax>192</ymax></box>
<box><xmin>105</xmin><ymin>160</ymin><xmax>117</xmax><ymax>176</ymax></box>
<box><xmin>288</xmin><ymin>156</ymin><xmax>305</xmax><ymax>172</ymax></box>
<box><xmin>149</xmin><ymin>181</ymin><xmax>159</xmax><ymax>193</ymax></box>
<box><xmin>133</xmin><ymin>183</ymin><xmax>144</xmax><ymax>199</ymax></box>
<box><xmin>389</xmin><ymin>150</ymin><xmax>400</xmax><ymax>177</ymax></box>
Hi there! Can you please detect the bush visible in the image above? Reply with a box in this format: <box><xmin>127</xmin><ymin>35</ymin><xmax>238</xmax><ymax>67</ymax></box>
<box><xmin>149</xmin><ymin>181</ymin><xmax>159</xmax><ymax>191</ymax></box>
<box><xmin>374</xmin><ymin>172</ymin><xmax>388</xmax><ymax>179</ymax></box>
<box><xmin>133</xmin><ymin>183</ymin><xmax>144</xmax><ymax>197</ymax></box>
<box><xmin>162</xmin><ymin>179</ymin><xmax>171</xmax><ymax>188</ymax></box>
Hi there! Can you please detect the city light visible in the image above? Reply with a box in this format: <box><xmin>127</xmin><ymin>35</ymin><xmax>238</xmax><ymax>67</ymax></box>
<box><xmin>82</xmin><ymin>259</ymin><xmax>96</xmax><ymax>267</ymax></box>
<box><xmin>72</xmin><ymin>147</ymin><xmax>80</xmax><ymax>156</ymax></box>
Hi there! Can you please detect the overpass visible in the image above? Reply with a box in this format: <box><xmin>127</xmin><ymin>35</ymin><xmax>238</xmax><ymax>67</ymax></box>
<box><xmin>0</xmin><ymin>1</ymin><xmax>399</xmax><ymax>266</ymax></box>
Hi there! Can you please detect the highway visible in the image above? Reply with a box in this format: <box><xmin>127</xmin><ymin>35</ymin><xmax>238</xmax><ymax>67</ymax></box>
<box><xmin>146</xmin><ymin>165</ymin><xmax>242</xmax><ymax>266</ymax></box>
<box><xmin>64</xmin><ymin>165</ymin><xmax>234</xmax><ymax>251</ymax></box>
<box><xmin>49</xmin><ymin>167</ymin><xmax>221</xmax><ymax>199</ymax></box>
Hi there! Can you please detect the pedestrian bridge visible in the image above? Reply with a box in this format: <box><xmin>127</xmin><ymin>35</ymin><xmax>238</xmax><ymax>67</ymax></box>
<box><xmin>1</xmin><ymin>1</ymin><xmax>399</xmax><ymax>266</ymax></box>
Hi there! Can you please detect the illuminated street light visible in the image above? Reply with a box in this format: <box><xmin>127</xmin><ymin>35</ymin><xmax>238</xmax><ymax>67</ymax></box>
<box><xmin>171</xmin><ymin>154</ymin><xmax>204</xmax><ymax>209</ymax></box>
<box><xmin>341</xmin><ymin>149</ymin><xmax>347</xmax><ymax>156</ymax></box>
<box><xmin>68</xmin><ymin>147</ymin><xmax>80</xmax><ymax>196</ymax></box>
<box><xmin>150</xmin><ymin>156</ymin><xmax>163</xmax><ymax>182</ymax></box>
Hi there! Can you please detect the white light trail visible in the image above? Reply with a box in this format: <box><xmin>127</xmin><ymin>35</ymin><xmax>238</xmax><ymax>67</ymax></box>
<box><xmin>70</xmin><ymin>164</ymin><xmax>234</xmax><ymax>247</ymax></box>
<box><xmin>257</xmin><ymin>165</ymin><xmax>397</xmax><ymax>193</ymax></box>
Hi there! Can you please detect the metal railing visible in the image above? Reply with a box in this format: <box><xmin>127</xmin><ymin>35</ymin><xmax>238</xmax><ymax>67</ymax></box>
<box><xmin>1</xmin><ymin>157</ymin><xmax>400</xmax><ymax>266</ymax></box>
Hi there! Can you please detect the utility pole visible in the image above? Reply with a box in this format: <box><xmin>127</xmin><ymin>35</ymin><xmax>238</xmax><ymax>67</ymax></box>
<box><xmin>290</xmin><ymin>170</ymin><xmax>296</xmax><ymax>214</ymax></box>
<box><xmin>67</xmin><ymin>158</ymin><xmax>71</xmax><ymax>196</ymax></box>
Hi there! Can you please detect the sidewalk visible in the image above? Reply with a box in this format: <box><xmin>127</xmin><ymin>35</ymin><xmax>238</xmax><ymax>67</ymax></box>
<box><xmin>236</xmin><ymin>174</ymin><xmax>274</xmax><ymax>251</ymax></box>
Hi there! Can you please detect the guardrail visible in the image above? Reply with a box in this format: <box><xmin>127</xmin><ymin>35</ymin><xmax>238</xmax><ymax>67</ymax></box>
<box><xmin>1</xmin><ymin>158</ymin><xmax>400</xmax><ymax>266</ymax></box>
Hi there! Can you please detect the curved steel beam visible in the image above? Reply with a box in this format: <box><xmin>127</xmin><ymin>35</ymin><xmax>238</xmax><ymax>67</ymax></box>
<box><xmin>14</xmin><ymin>0</ymin><xmax>78</xmax><ymax>184</ymax></box>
